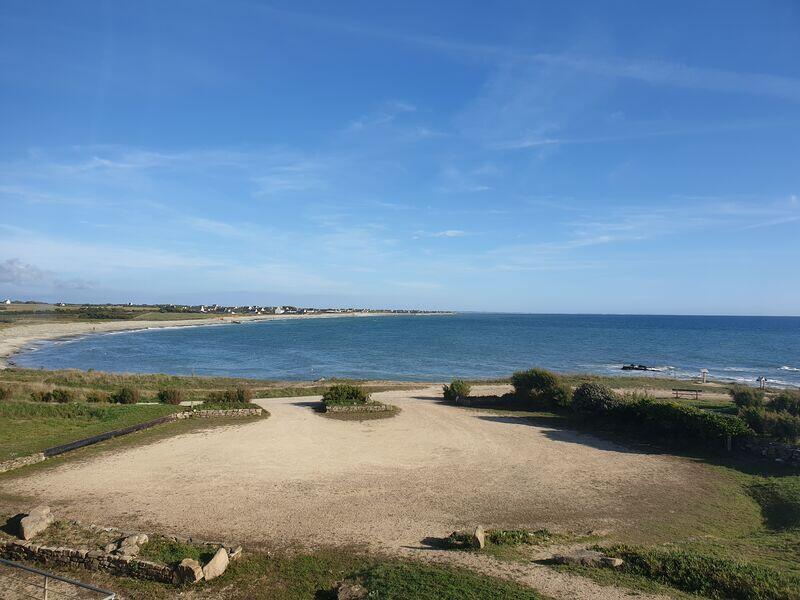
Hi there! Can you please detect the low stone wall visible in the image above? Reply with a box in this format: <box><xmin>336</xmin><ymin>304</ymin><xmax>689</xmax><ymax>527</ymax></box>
<box><xmin>0</xmin><ymin>453</ymin><xmax>46</xmax><ymax>474</ymax></box>
<box><xmin>0</xmin><ymin>540</ymin><xmax>175</xmax><ymax>583</ymax></box>
<box><xmin>325</xmin><ymin>403</ymin><xmax>393</xmax><ymax>413</ymax></box>
<box><xmin>177</xmin><ymin>407</ymin><xmax>263</xmax><ymax>419</ymax></box>
<box><xmin>739</xmin><ymin>437</ymin><xmax>800</xmax><ymax>467</ymax></box>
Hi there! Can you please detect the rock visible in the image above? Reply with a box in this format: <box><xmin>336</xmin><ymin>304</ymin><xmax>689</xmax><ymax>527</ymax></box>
<box><xmin>135</xmin><ymin>533</ymin><xmax>149</xmax><ymax>545</ymax></box>
<box><xmin>104</xmin><ymin>543</ymin><xmax>117</xmax><ymax>553</ymax></box>
<box><xmin>175</xmin><ymin>558</ymin><xmax>204</xmax><ymax>583</ymax></box>
<box><xmin>116</xmin><ymin>544</ymin><xmax>139</xmax><ymax>557</ymax></box>
<box><xmin>202</xmin><ymin>546</ymin><xmax>229</xmax><ymax>581</ymax></box>
<box><xmin>19</xmin><ymin>506</ymin><xmax>54</xmax><ymax>540</ymax></box>
<box><xmin>228</xmin><ymin>545</ymin><xmax>243</xmax><ymax>561</ymax></box>
<box><xmin>472</xmin><ymin>525</ymin><xmax>485</xmax><ymax>549</ymax></box>
<box><xmin>552</xmin><ymin>549</ymin><xmax>605</xmax><ymax>567</ymax></box>
<box><xmin>336</xmin><ymin>581</ymin><xmax>368</xmax><ymax>600</ymax></box>
<box><xmin>600</xmin><ymin>556</ymin><xmax>624</xmax><ymax>568</ymax></box>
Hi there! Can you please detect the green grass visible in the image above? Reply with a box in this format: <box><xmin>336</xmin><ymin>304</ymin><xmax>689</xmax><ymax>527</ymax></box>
<box><xmin>0</xmin><ymin>401</ymin><xmax>181</xmax><ymax>461</ymax></box>
<box><xmin>139</xmin><ymin>536</ymin><xmax>215</xmax><ymax>566</ymax></box>
<box><xmin>750</xmin><ymin>477</ymin><xmax>800</xmax><ymax>530</ymax></box>
<box><xmin>597</xmin><ymin>544</ymin><xmax>800</xmax><ymax>600</ymax></box>
<box><xmin>18</xmin><ymin>548</ymin><xmax>549</xmax><ymax>600</ymax></box>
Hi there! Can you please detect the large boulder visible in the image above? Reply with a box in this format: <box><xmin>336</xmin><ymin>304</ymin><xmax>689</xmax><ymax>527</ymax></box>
<box><xmin>19</xmin><ymin>506</ymin><xmax>54</xmax><ymax>540</ymax></box>
<box><xmin>175</xmin><ymin>558</ymin><xmax>204</xmax><ymax>583</ymax></box>
<box><xmin>472</xmin><ymin>525</ymin><xmax>485</xmax><ymax>549</ymax></box>
<box><xmin>202</xmin><ymin>546</ymin><xmax>229</xmax><ymax>581</ymax></box>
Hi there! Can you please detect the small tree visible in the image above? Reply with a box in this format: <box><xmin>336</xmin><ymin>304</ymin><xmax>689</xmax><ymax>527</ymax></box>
<box><xmin>770</xmin><ymin>390</ymin><xmax>800</xmax><ymax>416</ymax></box>
<box><xmin>443</xmin><ymin>380</ymin><xmax>471</xmax><ymax>403</ymax></box>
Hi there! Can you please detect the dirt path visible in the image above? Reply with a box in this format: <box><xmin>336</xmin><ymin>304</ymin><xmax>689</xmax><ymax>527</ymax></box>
<box><xmin>5</xmin><ymin>385</ymin><xmax>705</xmax><ymax>598</ymax></box>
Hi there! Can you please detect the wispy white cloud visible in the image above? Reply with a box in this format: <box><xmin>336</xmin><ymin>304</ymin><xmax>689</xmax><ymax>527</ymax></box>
<box><xmin>433</xmin><ymin>230</ymin><xmax>467</xmax><ymax>238</ymax></box>
<box><xmin>345</xmin><ymin>100</ymin><xmax>416</xmax><ymax>132</ymax></box>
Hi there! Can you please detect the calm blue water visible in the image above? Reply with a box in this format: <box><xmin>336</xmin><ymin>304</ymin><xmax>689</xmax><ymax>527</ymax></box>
<box><xmin>12</xmin><ymin>314</ymin><xmax>800</xmax><ymax>387</ymax></box>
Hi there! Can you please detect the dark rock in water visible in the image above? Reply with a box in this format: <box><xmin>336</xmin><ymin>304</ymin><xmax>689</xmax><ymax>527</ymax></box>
<box><xmin>621</xmin><ymin>364</ymin><xmax>650</xmax><ymax>371</ymax></box>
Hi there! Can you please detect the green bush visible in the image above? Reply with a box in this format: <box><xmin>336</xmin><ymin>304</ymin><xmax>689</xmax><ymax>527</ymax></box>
<box><xmin>30</xmin><ymin>388</ymin><xmax>75</xmax><ymax>403</ymax></box>
<box><xmin>0</xmin><ymin>386</ymin><xmax>12</xmax><ymax>401</ymax></box>
<box><xmin>769</xmin><ymin>390</ymin><xmax>800</xmax><ymax>416</ymax></box>
<box><xmin>602</xmin><ymin>544</ymin><xmax>800</xmax><ymax>600</ymax></box>
<box><xmin>157</xmin><ymin>388</ymin><xmax>184</xmax><ymax>405</ymax></box>
<box><xmin>739</xmin><ymin>407</ymin><xmax>800</xmax><ymax>443</ymax></box>
<box><xmin>443</xmin><ymin>380</ymin><xmax>471</xmax><ymax>403</ymax></box>
<box><xmin>206</xmin><ymin>387</ymin><xmax>253</xmax><ymax>404</ymax></box>
<box><xmin>486</xmin><ymin>529</ymin><xmax>552</xmax><ymax>546</ymax></box>
<box><xmin>571</xmin><ymin>383</ymin><xmax>623</xmax><ymax>413</ymax></box>
<box><xmin>729</xmin><ymin>385</ymin><xmax>765</xmax><ymax>408</ymax></box>
<box><xmin>609</xmin><ymin>394</ymin><xmax>749</xmax><ymax>446</ymax></box>
<box><xmin>322</xmin><ymin>384</ymin><xmax>369</xmax><ymax>406</ymax></box>
<box><xmin>511</xmin><ymin>368</ymin><xmax>571</xmax><ymax>409</ymax></box>
<box><xmin>111</xmin><ymin>387</ymin><xmax>140</xmax><ymax>405</ymax></box>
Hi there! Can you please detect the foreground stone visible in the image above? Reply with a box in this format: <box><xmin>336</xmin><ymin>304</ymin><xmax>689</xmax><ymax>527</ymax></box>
<box><xmin>175</xmin><ymin>558</ymin><xmax>204</xmax><ymax>583</ymax></box>
<box><xmin>552</xmin><ymin>549</ymin><xmax>624</xmax><ymax>568</ymax></box>
<box><xmin>472</xmin><ymin>525</ymin><xmax>486</xmax><ymax>549</ymax></box>
<box><xmin>336</xmin><ymin>581</ymin><xmax>368</xmax><ymax>599</ymax></box>
<box><xmin>19</xmin><ymin>506</ymin><xmax>54</xmax><ymax>540</ymax></box>
<box><xmin>202</xmin><ymin>546</ymin><xmax>229</xmax><ymax>581</ymax></box>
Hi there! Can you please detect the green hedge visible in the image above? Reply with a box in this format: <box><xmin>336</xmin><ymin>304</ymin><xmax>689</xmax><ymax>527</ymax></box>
<box><xmin>602</xmin><ymin>545</ymin><xmax>800</xmax><ymax>600</ymax></box>
<box><xmin>606</xmin><ymin>394</ymin><xmax>749</xmax><ymax>447</ymax></box>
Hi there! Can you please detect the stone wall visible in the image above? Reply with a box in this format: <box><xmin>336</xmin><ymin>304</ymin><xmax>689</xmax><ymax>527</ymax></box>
<box><xmin>177</xmin><ymin>408</ymin><xmax>263</xmax><ymax>419</ymax></box>
<box><xmin>0</xmin><ymin>453</ymin><xmax>46</xmax><ymax>474</ymax></box>
<box><xmin>739</xmin><ymin>437</ymin><xmax>800</xmax><ymax>467</ymax></box>
<box><xmin>0</xmin><ymin>539</ymin><xmax>175</xmax><ymax>584</ymax></box>
<box><xmin>325</xmin><ymin>403</ymin><xmax>393</xmax><ymax>413</ymax></box>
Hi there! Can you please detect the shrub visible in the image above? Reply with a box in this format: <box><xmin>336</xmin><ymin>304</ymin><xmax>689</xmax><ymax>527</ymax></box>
<box><xmin>112</xmin><ymin>387</ymin><xmax>140</xmax><ymax>404</ymax></box>
<box><xmin>443</xmin><ymin>380</ymin><xmax>471</xmax><ymax>403</ymax></box>
<box><xmin>322</xmin><ymin>384</ymin><xmax>369</xmax><ymax>406</ymax></box>
<box><xmin>739</xmin><ymin>407</ymin><xmax>800</xmax><ymax>443</ymax></box>
<box><xmin>30</xmin><ymin>388</ymin><xmax>75</xmax><ymax>403</ymax></box>
<box><xmin>609</xmin><ymin>394</ymin><xmax>749</xmax><ymax>446</ymax></box>
<box><xmin>0</xmin><ymin>386</ymin><xmax>12</xmax><ymax>401</ymax></box>
<box><xmin>769</xmin><ymin>390</ymin><xmax>800</xmax><ymax>416</ymax></box>
<box><xmin>511</xmin><ymin>368</ymin><xmax>571</xmax><ymax>409</ymax></box>
<box><xmin>206</xmin><ymin>387</ymin><xmax>253</xmax><ymax>404</ymax></box>
<box><xmin>729</xmin><ymin>385</ymin><xmax>765</xmax><ymax>408</ymax></box>
<box><xmin>571</xmin><ymin>383</ymin><xmax>622</xmax><ymax>413</ymax></box>
<box><xmin>157</xmin><ymin>388</ymin><xmax>184</xmax><ymax>405</ymax></box>
<box><xmin>601</xmin><ymin>544</ymin><xmax>800</xmax><ymax>600</ymax></box>
<box><xmin>85</xmin><ymin>390</ymin><xmax>110</xmax><ymax>403</ymax></box>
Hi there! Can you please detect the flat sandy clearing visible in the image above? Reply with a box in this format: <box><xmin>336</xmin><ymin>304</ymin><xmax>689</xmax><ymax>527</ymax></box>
<box><xmin>5</xmin><ymin>386</ymin><xmax>710</xmax><ymax>552</ymax></box>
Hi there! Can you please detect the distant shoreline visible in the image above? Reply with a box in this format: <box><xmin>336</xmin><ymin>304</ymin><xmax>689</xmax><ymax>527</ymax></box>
<box><xmin>0</xmin><ymin>311</ymin><xmax>453</xmax><ymax>368</ymax></box>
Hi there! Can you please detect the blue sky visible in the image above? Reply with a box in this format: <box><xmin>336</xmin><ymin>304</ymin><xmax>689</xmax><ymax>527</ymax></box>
<box><xmin>1</xmin><ymin>1</ymin><xmax>799</xmax><ymax>314</ymax></box>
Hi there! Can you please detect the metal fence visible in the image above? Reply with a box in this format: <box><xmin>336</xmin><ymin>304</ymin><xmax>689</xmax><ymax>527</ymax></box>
<box><xmin>0</xmin><ymin>559</ymin><xmax>114</xmax><ymax>600</ymax></box>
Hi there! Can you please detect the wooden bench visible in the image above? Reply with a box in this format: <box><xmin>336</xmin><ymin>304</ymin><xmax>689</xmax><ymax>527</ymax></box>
<box><xmin>672</xmin><ymin>388</ymin><xmax>700</xmax><ymax>400</ymax></box>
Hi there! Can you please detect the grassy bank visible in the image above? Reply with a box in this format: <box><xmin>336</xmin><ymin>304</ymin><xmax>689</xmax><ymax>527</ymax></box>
<box><xmin>0</xmin><ymin>368</ymin><xmax>420</xmax><ymax>403</ymax></box>
<box><xmin>0</xmin><ymin>401</ymin><xmax>182</xmax><ymax>461</ymax></box>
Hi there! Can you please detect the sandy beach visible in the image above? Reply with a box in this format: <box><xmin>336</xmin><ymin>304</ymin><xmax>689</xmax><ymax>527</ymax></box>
<box><xmin>0</xmin><ymin>312</ymin><xmax>439</xmax><ymax>368</ymax></box>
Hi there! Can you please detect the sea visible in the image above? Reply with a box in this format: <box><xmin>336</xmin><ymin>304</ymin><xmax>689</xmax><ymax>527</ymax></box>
<box><xmin>12</xmin><ymin>313</ymin><xmax>800</xmax><ymax>387</ymax></box>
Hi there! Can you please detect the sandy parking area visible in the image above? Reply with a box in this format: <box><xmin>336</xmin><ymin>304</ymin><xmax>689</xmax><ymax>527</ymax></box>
<box><xmin>5</xmin><ymin>386</ymin><xmax>707</xmax><ymax>554</ymax></box>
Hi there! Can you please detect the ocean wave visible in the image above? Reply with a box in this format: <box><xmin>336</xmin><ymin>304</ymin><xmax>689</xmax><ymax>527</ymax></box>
<box><xmin>780</xmin><ymin>366</ymin><xmax>800</xmax><ymax>372</ymax></box>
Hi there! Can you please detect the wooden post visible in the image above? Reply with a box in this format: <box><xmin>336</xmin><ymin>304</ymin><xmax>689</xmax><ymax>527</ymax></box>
<box><xmin>726</xmin><ymin>435</ymin><xmax>732</xmax><ymax>452</ymax></box>
<box><xmin>43</xmin><ymin>574</ymin><xmax>49</xmax><ymax>600</ymax></box>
